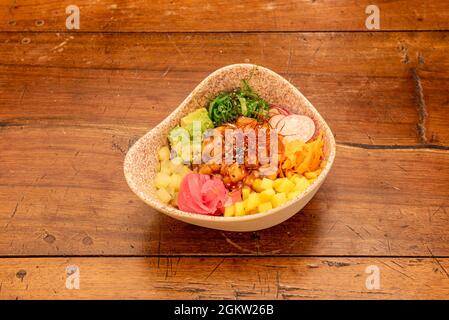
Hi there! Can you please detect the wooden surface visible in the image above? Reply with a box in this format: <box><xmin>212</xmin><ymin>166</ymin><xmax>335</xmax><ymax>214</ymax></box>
<box><xmin>1</xmin><ymin>1</ymin><xmax>449</xmax><ymax>299</ymax></box>
<box><xmin>1</xmin><ymin>257</ymin><xmax>449</xmax><ymax>299</ymax></box>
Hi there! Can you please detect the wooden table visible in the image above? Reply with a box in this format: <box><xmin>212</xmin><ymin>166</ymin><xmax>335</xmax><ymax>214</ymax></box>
<box><xmin>1</xmin><ymin>1</ymin><xmax>449</xmax><ymax>299</ymax></box>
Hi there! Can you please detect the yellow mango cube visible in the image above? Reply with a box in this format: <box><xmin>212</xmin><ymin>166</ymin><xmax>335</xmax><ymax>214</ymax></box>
<box><xmin>290</xmin><ymin>175</ymin><xmax>301</xmax><ymax>184</ymax></box>
<box><xmin>169</xmin><ymin>174</ymin><xmax>182</xmax><ymax>191</ymax></box>
<box><xmin>294</xmin><ymin>176</ymin><xmax>310</xmax><ymax>193</ymax></box>
<box><xmin>158</xmin><ymin>146</ymin><xmax>171</xmax><ymax>161</ymax></box>
<box><xmin>156</xmin><ymin>188</ymin><xmax>172</xmax><ymax>203</ymax></box>
<box><xmin>287</xmin><ymin>190</ymin><xmax>301</xmax><ymax>201</ymax></box>
<box><xmin>274</xmin><ymin>178</ymin><xmax>295</xmax><ymax>193</ymax></box>
<box><xmin>260</xmin><ymin>188</ymin><xmax>275</xmax><ymax>202</ymax></box>
<box><xmin>159</xmin><ymin>160</ymin><xmax>174</xmax><ymax>175</ymax></box>
<box><xmin>258</xmin><ymin>202</ymin><xmax>273</xmax><ymax>213</ymax></box>
<box><xmin>260</xmin><ymin>178</ymin><xmax>274</xmax><ymax>190</ymax></box>
<box><xmin>271</xmin><ymin>193</ymin><xmax>287</xmax><ymax>208</ymax></box>
<box><xmin>154</xmin><ymin>172</ymin><xmax>171</xmax><ymax>188</ymax></box>
<box><xmin>235</xmin><ymin>202</ymin><xmax>246</xmax><ymax>216</ymax></box>
<box><xmin>224</xmin><ymin>205</ymin><xmax>235</xmax><ymax>217</ymax></box>
<box><xmin>242</xmin><ymin>187</ymin><xmax>251</xmax><ymax>200</ymax></box>
<box><xmin>246</xmin><ymin>193</ymin><xmax>260</xmax><ymax>212</ymax></box>
<box><xmin>252</xmin><ymin>179</ymin><xmax>264</xmax><ymax>192</ymax></box>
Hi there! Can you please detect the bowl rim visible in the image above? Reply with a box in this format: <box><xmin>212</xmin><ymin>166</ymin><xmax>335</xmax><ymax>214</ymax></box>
<box><xmin>124</xmin><ymin>63</ymin><xmax>336</xmax><ymax>223</ymax></box>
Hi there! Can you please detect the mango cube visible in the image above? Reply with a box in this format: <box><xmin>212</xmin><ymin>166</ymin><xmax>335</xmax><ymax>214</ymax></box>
<box><xmin>271</xmin><ymin>192</ymin><xmax>287</xmax><ymax>208</ymax></box>
<box><xmin>159</xmin><ymin>160</ymin><xmax>174</xmax><ymax>175</ymax></box>
<box><xmin>274</xmin><ymin>178</ymin><xmax>295</xmax><ymax>193</ymax></box>
<box><xmin>234</xmin><ymin>202</ymin><xmax>246</xmax><ymax>216</ymax></box>
<box><xmin>169</xmin><ymin>174</ymin><xmax>182</xmax><ymax>191</ymax></box>
<box><xmin>156</xmin><ymin>188</ymin><xmax>172</xmax><ymax>203</ymax></box>
<box><xmin>252</xmin><ymin>179</ymin><xmax>264</xmax><ymax>192</ymax></box>
<box><xmin>287</xmin><ymin>190</ymin><xmax>301</xmax><ymax>201</ymax></box>
<box><xmin>260</xmin><ymin>178</ymin><xmax>274</xmax><ymax>190</ymax></box>
<box><xmin>260</xmin><ymin>188</ymin><xmax>275</xmax><ymax>202</ymax></box>
<box><xmin>258</xmin><ymin>202</ymin><xmax>273</xmax><ymax>213</ymax></box>
<box><xmin>158</xmin><ymin>146</ymin><xmax>171</xmax><ymax>161</ymax></box>
<box><xmin>224</xmin><ymin>205</ymin><xmax>235</xmax><ymax>217</ymax></box>
<box><xmin>246</xmin><ymin>193</ymin><xmax>260</xmax><ymax>212</ymax></box>
<box><xmin>294</xmin><ymin>176</ymin><xmax>310</xmax><ymax>193</ymax></box>
<box><xmin>242</xmin><ymin>187</ymin><xmax>251</xmax><ymax>200</ymax></box>
<box><xmin>154</xmin><ymin>172</ymin><xmax>171</xmax><ymax>188</ymax></box>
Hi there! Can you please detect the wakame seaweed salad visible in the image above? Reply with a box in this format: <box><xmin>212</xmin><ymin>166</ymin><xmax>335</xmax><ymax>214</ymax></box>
<box><xmin>208</xmin><ymin>80</ymin><xmax>270</xmax><ymax>126</ymax></box>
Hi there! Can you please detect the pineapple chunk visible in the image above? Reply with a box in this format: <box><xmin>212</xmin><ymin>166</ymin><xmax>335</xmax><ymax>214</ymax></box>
<box><xmin>258</xmin><ymin>202</ymin><xmax>273</xmax><ymax>213</ymax></box>
<box><xmin>224</xmin><ymin>205</ymin><xmax>235</xmax><ymax>217</ymax></box>
<box><xmin>156</xmin><ymin>188</ymin><xmax>172</xmax><ymax>203</ymax></box>
<box><xmin>158</xmin><ymin>146</ymin><xmax>171</xmax><ymax>161</ymax></box>
<box><xmin>260</xmin><ymin>178</ymin><xmax>274</xmax><ymax>190</ymax></box>
<box><xmin>252</xmin><ymin>179</ymin><xmax>264</xmax><ymax>192</ymax></box>
<box><xmin>154</xmin><ymin>172</ymin><xmax>171</xmax><ymax>188</ymax></box>
<box><xmin>271</xmin><ymin>193</ymin><xmax>287</xmax><ymax>208</ymax></box>
<box><xmin>260</xmin><ymin>188</ymin><xmax>275</xmax><ymax>202</ymax></box>
<box><xmin>242</xmin><ymin>187</ymin><xmax>251</xmax><ymax>201</ymax></box>
<box><xmin>169</xmin><ymin>174</ymin><xmax>182</xmax><ymax>191</ymax></box>
<box><xmin>274</xmin><ymin>178</ymin><xmax>295</xmax><ymax>193</ymax></box>
<box><xmin>287</xmin><ymin>190</ymin><xmax>301</xmax><ymax>201</ymax></box>
<box><xmin>246</xmin><ymin>193</ymin><xmax>260</xmax><ymax>212</ymax></box>
<box><xmin>234</xmin><ymin>202</ymin><xmax>246</xmax><ymax>216</ymax></box>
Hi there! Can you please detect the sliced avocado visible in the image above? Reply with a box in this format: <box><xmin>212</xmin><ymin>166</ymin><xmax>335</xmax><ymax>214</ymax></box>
<box><xmin>180</xmin><ymin>108</ymin><xmax>214</xmax><ymax>136</ymax></box>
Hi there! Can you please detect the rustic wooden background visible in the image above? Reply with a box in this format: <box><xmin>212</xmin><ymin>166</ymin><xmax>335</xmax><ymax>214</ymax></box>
<box><xmin>1</xmin><ymin>0</ymin><xmax>449</xmax><ymax>299</ymax></box>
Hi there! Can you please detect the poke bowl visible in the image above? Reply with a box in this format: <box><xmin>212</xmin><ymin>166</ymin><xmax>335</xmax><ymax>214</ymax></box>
<box><xmin>124</xmin><ymin>64</ymin><xmax>336</xmax><ymax>231</ymax></box>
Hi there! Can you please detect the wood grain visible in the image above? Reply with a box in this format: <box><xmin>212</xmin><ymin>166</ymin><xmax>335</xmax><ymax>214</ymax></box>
<box><xmin>1</xmin><ymin>0</ymin><xmax>449</xmax><ymax>32</ymax></box>
<box><xmin>1</xmin><ymin>124</ymin><xmax>448</xmax><ymax>256</ymax></box>
<box><xmin>0</xmin><ymin>66</ymin><xmax>421</xmax><ymax>145</ymax></box>
<box><xmin>1</xmin><ymin>32</ymin><xmax>448</xmax><ymax>145</ymax></box>
<box><xmin>1</xmin><ymin>257</ymin><xmax>449</xmax><ymax>299</ymax></box>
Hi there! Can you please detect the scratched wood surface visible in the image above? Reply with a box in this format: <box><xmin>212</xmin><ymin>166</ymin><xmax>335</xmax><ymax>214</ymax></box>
<box><xmin>1</xmin><ymin>0</ymin><xmax>449</xmax><ymax>299</ymax></box>
<box><xmin>1</xmin><ymin>257</ymin><xmax>449</xmax><ymax>299</ymax></box>
<box><xmin>2</xmin><ymin>0</ymin><xmax>449</xmax><ymax>32</ymax></box>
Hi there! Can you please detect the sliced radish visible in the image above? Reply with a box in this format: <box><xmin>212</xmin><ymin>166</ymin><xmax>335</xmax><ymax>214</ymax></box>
<box><xmin>268</xmin><ymin>108</ymin><xmax>280</xmax><ymax>117</ymax></box>
<box><xmin>270</xmin><ymin>105</ymin><xmax>291</xmax><ymax>116</ymax></box>
<box><xmin>276</xmin><ymin>115</ymin><xmax>315</xmax><ymax>142</ymax></box>
<box><xmin>269</xmin><ymin>114</ymin><xmax>285</xmax><ymax>129</ymax></box>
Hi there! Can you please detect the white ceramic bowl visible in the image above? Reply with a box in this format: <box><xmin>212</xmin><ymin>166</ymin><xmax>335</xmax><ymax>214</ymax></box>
<box><xmin>124</xmin><ymin>64</ymin><xmax>336</xmax><ymax>231</ymax></box>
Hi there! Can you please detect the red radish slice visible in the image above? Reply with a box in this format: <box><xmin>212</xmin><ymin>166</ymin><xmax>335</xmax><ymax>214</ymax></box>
<box><xmin>269</xmin><ymin>114</ymin><xmax>285</xmax><ymax>129</ymax></box>
<box><xmin>276</xmin><ymin>115</ymin><xmax>315</xmax><ymax>142</ymax></box>
<box><xmin>270</xmin><ymin>105</ymin><xmax>291</xmax><ymax>116</ymax></box>
<box><xmin>269</xmin><ymin>108</ymin><xmax>280</xmax><ymax>117</ymax></box>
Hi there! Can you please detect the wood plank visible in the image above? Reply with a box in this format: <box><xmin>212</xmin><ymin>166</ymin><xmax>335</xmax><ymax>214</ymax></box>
<box><xmin>1</xmin><ymin>124</ymin><xmax>449</xmax><ymax>256</ymax></box>
<box><xmin>1</xmin><ymin>0</ymin><xmax>449</xmax><ymax>32</ymax></box>
<box><xmin>2</xmin><ymin>32</ymin><xmax>448</xmax><ymax>145</ymax></box>
<box><xmin>2</xmin><ymin>32</ymin><xmax>448</xmax><ymax>76</ymax></box>
<box><xmin>1</xmin><ymin>257</ymin><xmax>449</xmax><ymax>299</ymax></box>
<box><xmin>0</xmin><ymin>66</ymin><xmax>421</xmax><ymax>145</ymax></box>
